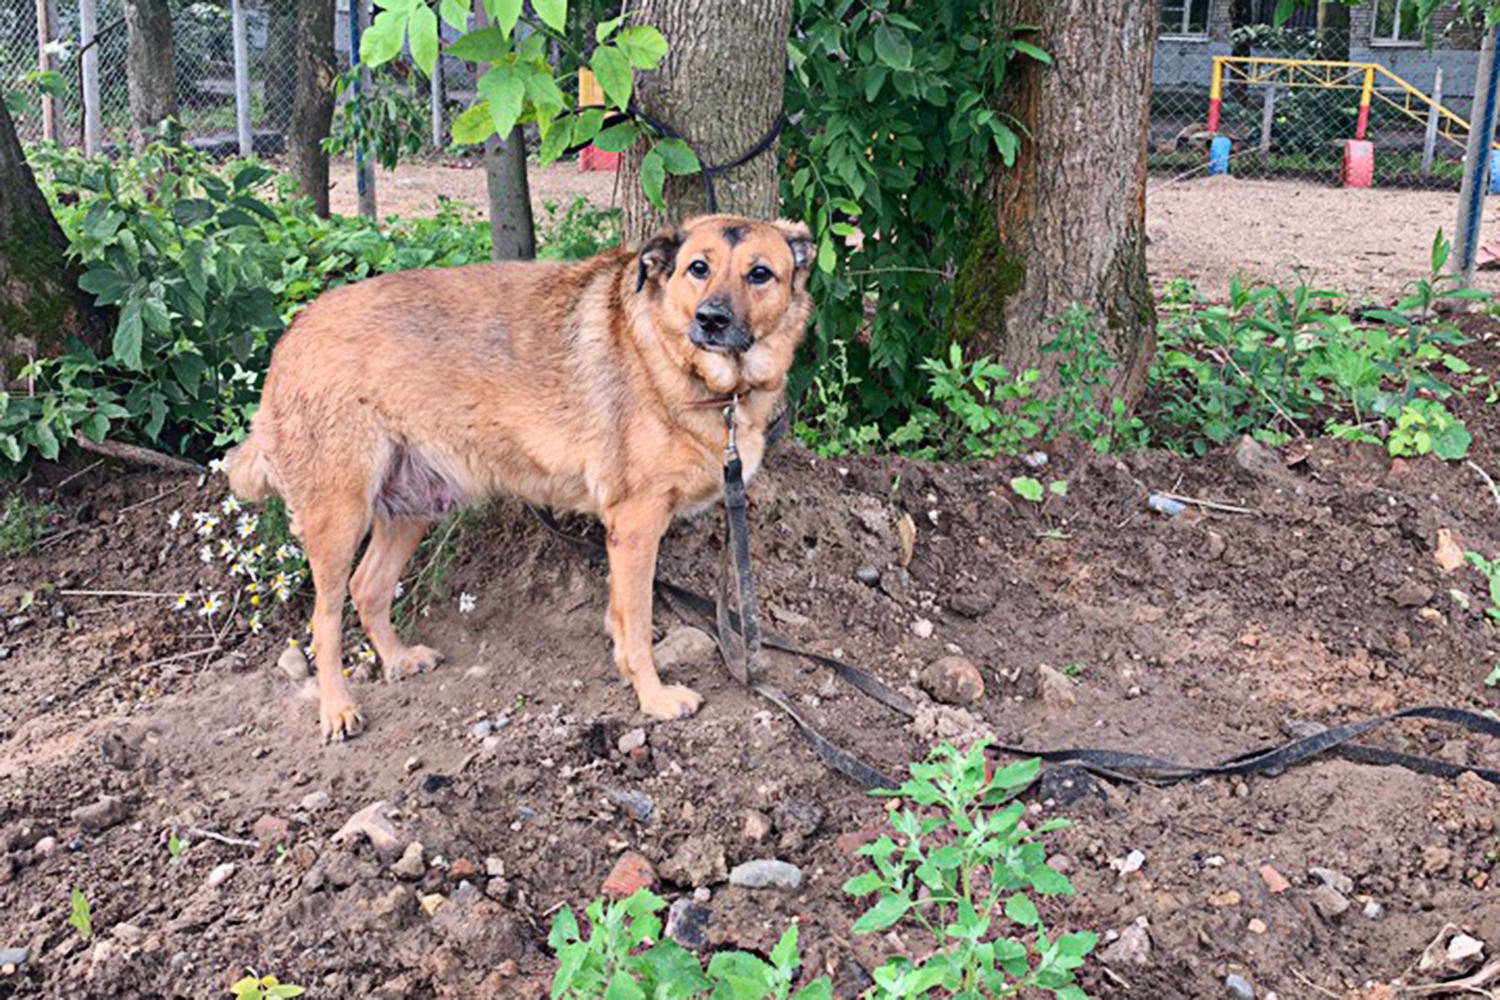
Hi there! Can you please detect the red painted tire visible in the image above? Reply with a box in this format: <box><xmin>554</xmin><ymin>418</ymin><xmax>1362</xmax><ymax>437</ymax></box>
<box><xmin>580</xmin><ymin>146</ymin><xmax>621</xmax><ymax>172</ymax></box>
<box><xmin>1341</xmin><ymin>140</ymin><xmax>1375</xmax><ymax>189</ymax></box>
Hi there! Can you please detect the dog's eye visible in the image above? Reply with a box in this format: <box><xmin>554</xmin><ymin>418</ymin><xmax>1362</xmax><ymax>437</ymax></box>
<box><xmin>747</xmin><ymin>265</ymin><xmax>774</xmax><ymax>285</ymax></box>
<box><xmin>687</xmin><ymin>260</ymin><xmax>710</xmax><ymax>278</ymax></box>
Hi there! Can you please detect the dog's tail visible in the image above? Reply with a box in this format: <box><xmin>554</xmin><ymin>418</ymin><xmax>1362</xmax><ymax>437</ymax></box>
<box><xmin>224</xmin><ymin>415</ymin><xmax>277</xmax><ymax>503</ymax></box>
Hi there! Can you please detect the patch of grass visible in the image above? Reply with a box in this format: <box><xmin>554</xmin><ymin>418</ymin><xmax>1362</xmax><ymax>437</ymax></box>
<box><xmin>0</xmin><ymin>495</ymin><xmax>51</xmax><ymax>556</ymax></box>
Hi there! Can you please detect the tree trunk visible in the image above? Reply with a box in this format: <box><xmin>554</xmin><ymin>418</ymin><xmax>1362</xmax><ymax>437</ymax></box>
<box><xmin>0</xmin><ymin>98</ymin><xmax>109</xmax><ymax>370</ymax></box>
<box><xmin>291</xmin><ymin>0</ymin><xmax>337</xmax><ymax>217</ymax></box>
<box><xmin>473</xmin><ymin>0</ymin><xmax>534</xmax><ymax>259</ymax></box>
<box><xmin>619</xmin><ymin>0</ymin><xmax>793</xmax><ymax>244</ymax></box>
<box><xmin>265</xmin><ymin>0</ymin><xmax>299</xmax><ymax>132</ymax></box>
<box><xmin>123</xmin><ymin>0</ymin><xmax>175</xmax><ymax>144</ymax></box>
<box><xmin>952</xmin><ymin>0</ymin><xmax>1157</xmax><ymax>405</ymax></box>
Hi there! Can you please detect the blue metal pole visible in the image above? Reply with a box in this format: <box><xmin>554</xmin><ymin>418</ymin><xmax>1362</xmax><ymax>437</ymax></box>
<box><xmin>1456</xmin><ymin>24</ymin><xmax>1500</xmax><ymax>284</ymax></box>
<box><xmin>349</xmin><ymin>0</ymin><xmax>366</xmax><ymax>204</ymax></box>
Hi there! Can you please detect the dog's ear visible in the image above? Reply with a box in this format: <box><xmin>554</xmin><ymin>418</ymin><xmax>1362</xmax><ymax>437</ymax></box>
<box><xmin>636</xmin><ymin>228</ymin><xmax>683</xmax><ymax>293</ymax></box>
<box><xmin>773</xmin><ymin>219</ymin><xmax>815</xmax><ymax>273</ymax></box>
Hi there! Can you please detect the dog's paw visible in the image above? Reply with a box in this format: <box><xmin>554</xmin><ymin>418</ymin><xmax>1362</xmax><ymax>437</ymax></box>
<box><xmin>639</xmin><ymin>684</ymin><xmax>703</xmax><ymax>721</ymax></box>
<box><xmin>321</xmin><ymin>699</ymin><xmax>365</xmax><ymax>743</ymax></box>
<box><xmin>383</xmin><ymin>645</ymin><xmax>444</xmax><ymax>683</ymax></box>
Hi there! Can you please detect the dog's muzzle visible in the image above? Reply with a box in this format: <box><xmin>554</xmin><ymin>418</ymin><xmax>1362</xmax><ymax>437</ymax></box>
<box><xmin>690</xmin><ymin>300</ymin><xmax>753</xmax><ymax>355</ymax></box>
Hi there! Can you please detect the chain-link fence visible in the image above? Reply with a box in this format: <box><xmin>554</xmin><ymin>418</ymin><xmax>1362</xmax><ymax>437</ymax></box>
<box><xmin>1</xmin><ymin>0</ymin><xmax>473</xmax><ymax>157</ymax></box>
<box><xmin>1152</xmin><ymin>6</ymin><xmax>1489</xmax><ymax>189</ymax></box>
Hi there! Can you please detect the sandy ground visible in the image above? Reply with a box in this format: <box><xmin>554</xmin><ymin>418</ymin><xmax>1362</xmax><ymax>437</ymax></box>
<box><xmin>327</xmin><ymin>157</ymin><xmax>1500</xmax><ymax>302</ymax></box>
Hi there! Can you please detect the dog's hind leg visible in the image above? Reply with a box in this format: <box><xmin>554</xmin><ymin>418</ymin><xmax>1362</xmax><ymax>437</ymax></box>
<box><xmin>604</xmin><ymin>496</ymin><xmax>702</xmax><ymax>721</ymax></box>
<box><xmin>303</xmin><ymin>498</ymin><xmax>371</xmax><ymax>742</ymax></box>
<box><xmin>350</xmin><ymin>516</ymin><xmax>442</xmax><ymax>682</ymax></box>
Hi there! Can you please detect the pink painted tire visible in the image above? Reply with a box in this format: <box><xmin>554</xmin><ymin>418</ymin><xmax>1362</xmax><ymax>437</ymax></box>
<box><xmin>1341</xmin><ymin>140</ymin><xmax>1374</xmax><ymax>189</ymax></box>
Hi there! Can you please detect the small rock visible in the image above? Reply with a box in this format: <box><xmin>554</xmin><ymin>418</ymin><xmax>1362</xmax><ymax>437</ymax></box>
<box><xmin>1258</xmin><ymin>864</ymin><xmax>1291</xmax><ymax>894</ymax></box>
<box><xmin>1022</xmin><ymin>451</ymin><xmax>1049</xmax><ymax>469</ymax></box>
<box><xmin>72</xmin><ymin>795</ymin><xmax>128</xmax><ymax>833</ymax></box>
<box><xmin>419</xmin><ymin>893</ymin><xmax>445</xmax><ymax>916</ymax></box>
<box><xmin>251</xmin><ymin>813</ymin><xmax>290</xmax><ymax>846</ymax></box>
<box><xmin>919</xmin><ymin>656</ymin><xmax>985</xmax><ymax>706</ymax></box>
<box><xmin>1037</xmin><ymin>664</ymin><xmax>1076</xmax><ymax>710</ymax></box>
<box><xmin>910</xmin><ymin>618</ymin><xmax>934</xmax><ymax>640</ymax></box>
<box><xmin>742</xmin><ymin>810</ymin><xmax>772</xmax><ymax>843</ymax></box>
<box><xmin>946</xmin><ymin>592</ymin><xmax>994</xmax><ymax>619</ymax></box>
<box><xmin>659</xmin><ymin>836</ymin><xmax>728</xmax><ymax>888</ymax></box>
<box><xmin>485</xmin><ymin>857</ymin><xmax>505</xmax><ymax>878</ymax></box>
<box><xmin>1247</xmin><ymin>918</ymin><xmax>1267</xmax><ymax>935</ymax></box>
<box><xmin>277</xmin><ymin>645</ymin><xmax>309</xmax><ymax>681</ymax></box>
<box><xmin>1208</xmin><ymin>889</ymin><xmax>1242</xmax><ymax>908</ymax></box>
<box><xmin>854</xmin><ymin>566</ymin><xmax>882</xmax><ymax>587</ymax></box>
<box><xmin>469</xmin><ymin>720</ymin><xmax>496</xmax><ymax>740</ymax></box>
<box><xmin>617</xmin><ymin>728</ymin><xmax>647</xmax><ymax>755</ymax></box>
<box><xmin>299</xmin><ymin>791</ymin><xmax>332</xmax><ymax>812</ymax></box>
<box><xmin>1435</xmin><ymin>528</ymin><xmax>1467</xmax><ymax>573</ymax></box>
<box><xmin>1422</xmin><ymin>845</ymin><xmax>1454</xmax><ymax>875</ymax></box>
<box><xmin>1309</xmin><ymin>883</ymin><xmax>1349</xmax><ymax>920</ymax></box>
<box><xmin>1204</xmin><ymin>530</ymin><xmax>1227</xmax><ymax>561</ymax></box>
<box><xmin>332</xmin><ymin>800</ymin><xmax>401</xmax><ymax>857</ymax></box>
<box><xmin>450</xmin><ymin>858</ymin><xmax>480</xmax><ymax>880</ymax></box>
<box><xmin>693</xmin><ymin>887</ymin><xmax>711</xmax><ymax>903</ymax></box>
<box><xmin>32</xmin><ymin>836</ymin><xmax>56</xmax><ymax>859</ymax></box>
<box><xmin>419</xmin><ymin>774</ymin><xmax>452</xmax><ymax>794</ymax></box>
<box><xmin>1098</xmin><ymin>924</ymin><xmax>1151</xmax><ymax>967</ymax></box>
<box><xmin>729</xmin><ymin>859</ymin><xmax>802</xmax><ymax>890</ymax></box>
<box><xmin>773</xmin><ymin>801</ymin><xmax>825</xmax><ymax>850</ymax></box>
<box><xmin>1362</xmin><ymin>899</ymin><xmax>1386</xmax><ymax>921</ymax></box>
<box><xmin>404</xmin><ymin>756</ymin><xmax>422</xmax><ymax>774</ymax></box>
<box><xmin>605</xmin><ymin>788</ymin><xmax>654</xmax><ymax>823</ymax></box>
<box><xmin>1116</xmin><ymin>849</ymin><xmax>1146</xmax><ymax>875</ymax></box>
<box><xmin>1447</xmin><ymin>933</ymin><xmax>1486</xmax><ymax>974</ymax></box>
<box><xmin>666</xmin><ymin>898</ymin><xmax>711</xmax><ymax>951</ymax></box>
<box><xmin>0</xmin><ymin>947</ymin><xmax>29</xmax><ymax>968</ymax></box>
<box><xmin>603</xmin><ymin>852</ymin><xmax>657</xmax><ymax>897</ymax></box>
<box><xmin>1232</xmin><ymin>435</ymin><xmax>1293</xmax><ymax>484</ymax></box>
<box><xmin>392</xmin><ymin>842</ymin><xmax>426</xmax><ymax>881</ymax></box>
<box><xmin>110</xmin><ymin>923</ymin><xmax>144</xmax><ymax>947</ymax></box>
<box><xmin>497</xmin><ymin>959</ymin><xmax>518</xmax><ymax>977</ymax></box>
<box><xmin>1224</xmin><ymin>973</ymin><xmax>1255</xmax><ymax>1000</ymax></box>
<box><xmin>654</xmin><ymin>626</ymin><xmax>718</xmax><ymax>669</ymax></box>
<box><xmin>1309</xmin><ymin>866</ymin><xmax>1353</xmax><ymax>896</ymax></box>
<box><xmin>206</xmin><ymin>862</ymin><xmax>235</xmax><ymax>888</ymax></box>
<box><xmin>1390</xmin><ymin>579</ymin><xmax>1435</xmax><ymax>609</ymax></box>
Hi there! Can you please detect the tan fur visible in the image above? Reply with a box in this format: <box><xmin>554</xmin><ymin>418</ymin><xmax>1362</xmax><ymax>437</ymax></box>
<box><xmin>225</xmin><ymin>214</ymin><xmax>814</xmax><ymax>741</ymax></box>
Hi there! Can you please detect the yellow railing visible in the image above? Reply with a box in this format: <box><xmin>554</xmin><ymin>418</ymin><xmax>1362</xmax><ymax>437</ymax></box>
<box><xmin>1211</xmin><ymin>55</ymin><xmax>1491</xmax><ymax>152</ymax></box>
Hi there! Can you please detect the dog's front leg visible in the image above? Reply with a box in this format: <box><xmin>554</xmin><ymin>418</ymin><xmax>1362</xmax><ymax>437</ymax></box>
<box><xmin>604</xmin><ymin>497</ymin><xmax>703</xmax><ymax>721</ymax></box>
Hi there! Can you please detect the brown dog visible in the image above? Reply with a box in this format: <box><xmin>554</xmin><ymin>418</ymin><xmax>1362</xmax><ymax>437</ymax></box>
<box><xmin>225</xmin><ymin>214</ymin><xmax>814</xmax><ymax>741</ymax></box>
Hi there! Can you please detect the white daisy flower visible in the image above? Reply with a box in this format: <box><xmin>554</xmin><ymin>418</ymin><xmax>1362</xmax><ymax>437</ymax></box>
<box><xmin>198</xmin><ymin>593</ymin><xmax>223</xmax><ymax>617</ymax></box>
<box><xmin>208</xmin><ymin>457</ymin><xmax>228</xmax><ymax>475</ymax></box>
<box><xmin>235</xmin><ymin>514</ymin><xmax>258</xmax><ymax>539</ymax></box>
<box><xmin>249</xmin><ymin>613</ymin><xmax>263</xmax><ymax>634</ymax></box>
<box><xmin>220</xmin><ymin>496</ymin><xmax>241</xmax><ymax>516</ymax></box>
<box><xmin>167</xmin><ymin>511</ymin><xmax>182</xmax><ymax>531</ymax></box>
<box><xmin>393</xmin><ymin>580</ymin><xmax>405</xmax><ymax>598</ymax></box>
<box><xmin>175</xmin><ymin>593</ymin><xmax>191</xmax><ymax>610</ymax></box>
<box><xmin>459</xmin><ymin>592</ymin><xmax>476</xmax><ymax>614</ymax></box>
<box><xmin>199</xmin><ymin>544</ymin><xmax>214</xmax><ymax>564</ymax></box>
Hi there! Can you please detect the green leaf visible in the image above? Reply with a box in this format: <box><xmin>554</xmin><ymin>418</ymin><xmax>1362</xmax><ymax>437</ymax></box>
<box><xmin>78</xmin><ymin>267</ymin><xmax>133</xmax><ymax>306</ymax></box>
<box><xmin>617</xmin><ymin>25</ymin><xmax>668</xmax><ymax>70</ymax></box>
<box><xmin>595</xmin><ymin>13</ymin><xmax>624</xmax><ymax>42</ymax></box>
<box><xmin>0</xmin><ymin>435</ymin><xmax>20</xmax><ymax>464</ymax></box>
<box><xmin>602</xmin><ymin>969</ymin><xmax>644</xmax><ymax>1000</ymax></box>
<box><xmin>69</xmin><ymin>889</ymin><xmax>93</xmax><ymax>941</ymax></box>
<box><xmin>479</xmin><ymin>66</ymin><xmax>525</xmax><ymax>139</ymax></box>
<box><xmin>771</xmin><ymin>924</ymin><xmax>799</xmax><ymax>973</ymax></box>
<box><xmin>438</xmin><ymin>0</ymin><xmax>468</xmax><ymax>31</ymax></box>
<box><xmin>532</xmin><ymin>0</ymin><xmax>566</xmax><ymax>32</ymax></box>
<box><xmin>360</xmin><ymin>8</ymin><xmax>410</xmax><ymax>67</ymax></box>
<box><xmin>1431</xmin><ymin>419</ymin><xmax>1473</xmax><ymax>461</ymax></box>
<box><xmin>1009</xmin><ymin>476</ymin><xmax>1044</xmax><ymax>502</ymax></box>
<box><xmin>640</xmin><ymin>146</ymin><xmax>666</xmax><ymax>210</ymax></box>
<box><xmin>570</xmin><ymin>107</ymin><xmax>605</xmax><ymax>146</ymax></box>
<box><xmin>591</xmin><ymin>45</ymin><xmax>633</xmax><ymax>110</ymax></box>
<box><xmin>1011</xmin><ymin>39</ymin><xmax>1052</xmax><ymax>64</ymax></box>
<box><xmin>1030</xmin><ymin>865</ymin><xmax>1075</xmax><ymax>896</ymax></box>
<box><xmin>452</xmin><ymin>103</ymin><xmax>496</xmax><ymax>145</ymax></box>
<box><xmin>851</xmin><ymin>893</ymin><xmax>909</xmax><ymax>935</ymax></box>
<box><xmin>31</xmin><ymin>422</ymin><xmax>59</xmax><ymax>461</ymax></box>
<box><xmin>593</xmin><ymin>121</ymin><xmax>641</xmax><ymax>153</ymax></box>
<box><xmin>408</xmin><ymin>3</ymin><xmax>439</xmax><ymax>77</ymax></box>
<box><xmin>232</xmin><ymin>163</ymin><xmax>274</xmax><ymax>192</ymax></box>
<box><xmin>446</xmin><ymin>26</ymin><xmax>512</xmax><ymax>62</ymax></box>
<box><xmin>1004</xmin><ymin>893</ymin><xmax>1040</xmax><ymax>927</ymax></box>
<box><xmin>841</xmin><ymin>872</ymin><xmax>885</xmax><ymax>897</ymax></box>
<box><xmin>113</xmin><ymin>298</ymin><xmax>145</xmax><ymax>371</ymax></box>
<box><xmin>653</xmin><ymin>137</ymin><xmax>700</xmax><ymax>175</ymax></box>
<box><xmin>489</xmin><ymin>0</ymin><xmax>521</xmax><ymax>36</ymax></box>
<box><xmin>873</xmin><ymin>24</ymin><xmax>913</xmax><ymax>70</ymax></box>
<box><xmin>536</xmin><ymin>115</ymin><xmax>572</xmax><ymax>165</ymax></box>
<box><xmin>792</xmin><ymin>981</ymin><xmax>834</xmax><ymax>1000</ymax></box>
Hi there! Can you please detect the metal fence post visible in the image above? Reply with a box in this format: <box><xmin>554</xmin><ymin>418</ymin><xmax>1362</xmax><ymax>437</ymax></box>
<box><xmin>34</xmin><ymin>0</ymin><xmax>60</xmax><ymax>144</ymax></box>
<box><xmin>430</xmin><ymin>49</ymin><xmax>444</xmax><ymax>148</ymax></box>
<box><xmin>1258</xmin><ymin>83</ymin><xmax>1276</xmax><ymax>162</ymax></box>
<box><xmin>80</xmin><ymin>0</ymin><xmax>101</xmax><ymax>155</ymax></box>
<box><xmin>1421</xmin><ymin>66</ymin><xmax>1443</xmax><ymax>178</ymax></box>
<box><xmin>1454</xmin><ymin>25</ymin><xmax>1500</xmax><ymax>287</ymax></box>
<box><xmin>231</xmin><ymin>0</ymin><xmax>253</xmax><ymax>157</ymax></box>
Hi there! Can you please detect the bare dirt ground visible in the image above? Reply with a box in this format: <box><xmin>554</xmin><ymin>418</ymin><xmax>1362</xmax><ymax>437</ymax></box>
<box><xmin>5</xmin><ymin>344</ymin><xmax>1500</xmax><ymax>998</ymax></box>
<box><xmin>330</xmin><ymin>157</ymin><xmax>1500</xmax><ymax>301</ymax></box>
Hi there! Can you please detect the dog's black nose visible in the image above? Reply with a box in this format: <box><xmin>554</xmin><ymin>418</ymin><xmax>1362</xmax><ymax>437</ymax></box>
<box><xmin>694</xmin><ymin>302</ymin><xmax>732</xmax><ymax>333</ymax></box>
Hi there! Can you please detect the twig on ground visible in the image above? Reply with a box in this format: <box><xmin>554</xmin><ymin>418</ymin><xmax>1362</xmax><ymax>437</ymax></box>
<box><xmin>1152</xmin><ymin>491</ymin><xmax>1258</xmax><ymax>515</ymax></box>
<box><xmin>1467</xmin><ymin>460</ymin><xmax>1500</xmax><ymax>513</ymax></box>
<box><xmin>1290</xmin><ymin>967</ymin><xmax>1343</xmax><ymax>1000</ymax></box>
<box><xmin>183</xmin><ymin>827</ymin><xmax>260</xmax><ymax>850</ymax></box>
<box><xmin>36</xmin><ymin>525</ymin><xmax>87</xmax><ymax>550</ymax></box>
<box><xmin>59</xmin><ymin>589</ymin><xmax>178</xmax><ymax>599</ymax></box>
<box><xmin>138</xmin><ymin>647</ymin><xmax>219</xmax><ymax>671</ymax></box>
<box><xmin>77</xmin><ymin>437</ymin><xmax>203</xmax><ymax>474</ymax></box>
<box><xmin>1400</xmin><ymin>957</ymin><xmax>1500</xmax><ymax>996</ymax></box>
<box><xmin>117</xmin><ymin>481</ymin><xmax>190</xmax><ymax>516</ymax></box>
<box><xmin>56</xmin><ymin>459</ymin><xmax>104</xmax><ymax>491</ymax></box>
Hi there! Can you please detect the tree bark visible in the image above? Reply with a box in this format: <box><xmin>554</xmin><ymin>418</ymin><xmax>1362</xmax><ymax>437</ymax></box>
<box><xmin>123</xmin><ymin>0</ymin><xmax>175</xmax><ymax>144</ymax></box>
<box><xmin>265</xmin><ymin>0</ymin><xmax>299</xmax><ymax>132</ymax></box>
<box><xmin>952</xmin><ymin>0</ymin><xmax>1158</xmax><ymax>405</ymax></box>
<box><xmin>473</xmin><ymin>0</ymin><xmax>534</xmax><ymax>259</ymax></box>
<box><xmin>0</xmin><ymin>98</ymin><xmax>109</xmax><ymax>369</ymax></box>
<box><xmin>619</xmin><ymin>0</ymin><xmax>793</xmax><ymax>244</ymax></box>
<box><xmin>291</xmin><ymin>0</ymin><xmax>337</xmax><ymax>217</ymax></box>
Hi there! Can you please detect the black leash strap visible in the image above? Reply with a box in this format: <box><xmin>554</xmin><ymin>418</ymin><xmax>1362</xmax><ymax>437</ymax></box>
<box><xmin>719</xmin><ymin>400</ymin><xmax>763</xmax><ymax>685</ymax></box>
<box><xmin>990</xmin><ymin>705</ymin><xmax>1500</xmax><ymax>787</ymax></box>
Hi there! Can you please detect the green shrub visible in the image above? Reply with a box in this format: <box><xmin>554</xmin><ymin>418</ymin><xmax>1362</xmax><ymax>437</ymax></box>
<box><xmin>0</xmin><ymin>495</ymin><xmax>52</xmax><ymax>556</ymax></box>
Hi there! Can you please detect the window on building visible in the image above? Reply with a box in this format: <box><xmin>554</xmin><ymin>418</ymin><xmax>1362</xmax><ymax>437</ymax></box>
<box><xmin>1373</xmin><ymin>0</ymin><xmax>1422</xmax><ymax>43</ymax></box>
<box><xmin>1160</xmin><ymin>0</ymin><xmax>1211</xmax><ymax>37</ymax></box>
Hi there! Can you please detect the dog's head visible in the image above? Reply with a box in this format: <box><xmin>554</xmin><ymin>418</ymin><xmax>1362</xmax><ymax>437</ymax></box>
<box><xmin>636</xmin><ymin>215</ymin><xmax>814</xmax><ymax>395</ymax></box>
